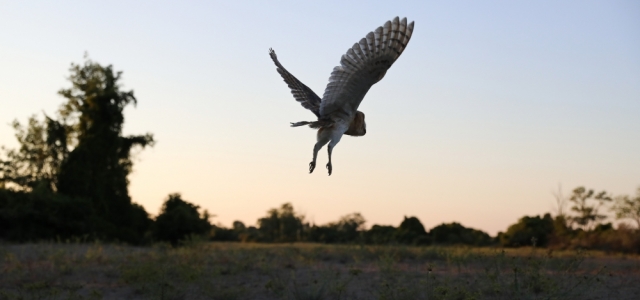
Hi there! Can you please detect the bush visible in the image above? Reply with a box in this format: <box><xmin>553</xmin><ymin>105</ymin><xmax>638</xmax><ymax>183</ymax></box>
<box><xmin>210</xmin><ymin>225</ymin><xmax>238</xmax><ymax>241</ymax></box>
<box><xmin>364</xmin><ymin>225</ymin><xmax>397</xmax><ymax>244</ymax></box>
<box><xmin>429</xmin><ymin>222</ymin><xmax>493</xmax><ymax>246</ymax></box>
<box><xmin>307</xmin><ymin>224</ymin><xmax>341</xmax><ymax>243</ymax></box>
<box><xmin>500</xmin><ymin>214</ymin><xmax>554</xmax><ymax>247</ymax></box>
<box><xmin>121</xmin><ymin>203</ymin><xmax>154</xmax><ymax>244</ymax></box>
<box><xmin>307</xmin><ymin>213</ymin><xmax>366</xmax><ymax>244</ymax></box>
<box><xmin>396</xmin><ymin>216</ymin><xmax>430</xmax><ymax>245</ymax></box>
<box><xmin>566</xmin><ymin>224</ymin><xmax>640</xmax><ymax>253</ymax></box>
<box><xmin>257</xmin><ymin>203</ymin><xmax>304</xmax><ymax>242</ymax></box>
<box><xmin>153</xmin><ymin>193</ymin><xmax>211</xmax><ymax>246</ymax></box>
<box><xmin>0</xmin><ymin>188</ymin><xmax>93</xmax><ymax>242</ymax></box>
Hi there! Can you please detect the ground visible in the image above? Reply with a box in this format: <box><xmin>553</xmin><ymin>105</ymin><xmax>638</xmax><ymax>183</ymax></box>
<box><xmin>1</xmin><ymin>242</ymin><xmax>639</xmax><ymax>299</ymax></box>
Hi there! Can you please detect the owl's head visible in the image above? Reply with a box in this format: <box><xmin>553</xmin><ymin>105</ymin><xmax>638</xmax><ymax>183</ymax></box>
<box><xmin>345</xmin><ymin>111</ymin><xmax>366</xmax><ymax>136</ymax></box>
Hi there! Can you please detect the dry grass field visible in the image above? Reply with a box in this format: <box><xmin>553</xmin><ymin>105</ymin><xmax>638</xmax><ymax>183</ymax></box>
<box><xmin>1</xmin><ymin>242</ymin><xmax>639</xmax><ymax>300</ymax></box>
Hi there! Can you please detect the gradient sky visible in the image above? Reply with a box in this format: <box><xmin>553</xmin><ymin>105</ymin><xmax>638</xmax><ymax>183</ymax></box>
<box><xmin>1</xmin><ymin>1</ymin><xmax>639</xmax><ymax>235</ymax></box>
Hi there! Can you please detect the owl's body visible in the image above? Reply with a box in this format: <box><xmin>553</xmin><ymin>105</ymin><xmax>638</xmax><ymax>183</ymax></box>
<box><xmin>270</xmin><ymin>17</ymin><xmax>414</xmax><ymax>175</ymax></box>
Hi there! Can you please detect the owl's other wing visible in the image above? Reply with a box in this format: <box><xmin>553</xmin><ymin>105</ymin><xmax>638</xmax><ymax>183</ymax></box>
<box><xmin>320</xmin><ymin>17</ymin><xmax>414</xmax><ymax>119</ymax></box>
<box><xmin>269</xmin><ymin>48</ymin><xmax>322</xmax><ymax>118</ymax></box>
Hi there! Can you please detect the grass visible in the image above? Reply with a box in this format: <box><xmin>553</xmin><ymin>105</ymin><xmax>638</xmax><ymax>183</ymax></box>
<box><xmin>1</xmin><ymin>242</ymin><xmax>639</xmax><ymax>299</ymax></box>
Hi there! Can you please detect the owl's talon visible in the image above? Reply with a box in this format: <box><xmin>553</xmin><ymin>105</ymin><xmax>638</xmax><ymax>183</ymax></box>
<box><xmin>309</xmin><ymin>162</ymin><xmax>316</xmax><ymax>173</ymax></box>
<box><xmin>326</xmin><ymin>163</ymin><xmax>332</xmax><ymax>176</ymax></box>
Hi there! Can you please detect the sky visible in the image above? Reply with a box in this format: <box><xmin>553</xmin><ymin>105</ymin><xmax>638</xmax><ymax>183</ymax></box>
<box><xmin>1</xmin><ymin>0</ymin><xmax>639</xmax><ymax>235</ymax></box>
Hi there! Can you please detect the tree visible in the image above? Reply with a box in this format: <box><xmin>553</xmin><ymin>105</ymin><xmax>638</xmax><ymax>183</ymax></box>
<box><xmin>396</xmin><ymin>216</ymin><xmax>430</xmax><ymax>245</ymax></box>
<box><xmin>307</xmin><ymin>212</ymin><xmax>366</xmax><ymax>243</ymax></box>
<box><xmin>429</xmin><ymin>222</ymin><xmax>493</xmax><ymax>246</ymax></box>
<box><xmin>0</xmin><ymin>116</ymin><xmax>68</xmax><ymax>191</ymax></box>
<box><xmin>0</xmin><ymin>188</ymin><xmax>92</xmax><ymax>241</ymax></box>
<box><xmin>365</xmin><ymin>225</ymin><xmax>397</xmax><ymax>244</ymax></box>
<box><xmin>233</xmin><ymin>220</ymin><xmax>247</xmax><ymax>231</ymax></box>
<box><xmin>333</xmin><ymin>212</ymin><xmax>366</xmax><ymax>242</ymax></box>
<box><xmin>257</xmin><ymin>203</ymin><xmax>305</xmax><ymax>242</ymax></box>
<box><xmin>500</xmin><ymin>214</ymin><xmax>555</xmax><ymax>247</ymax></box>
<box><xmin>0</xmin><ymin>56</ymin><xmax>154</xmax><ymax>243</ymax></box>
<box><xmin>568</xmin><ymin>187</ymin><xmax>612</xmax><ymax>230</ymax></box>
<box><xmin>612</xmin><ymin>187</ymin><xmax>640</xmax><ymax>229</ymax></box>
<box><xmin>552</xmin><ymin>184</ymin><xmax>568</xmax><ymax>218</ymax></box>
<box><xmin>54</xmin><ymin>58</ymin><xmax>154</xmax><ymax>242</ymax></box>
<box><xmin>154</xmin><ymin>193</ymin><xmax>211</xmax><ymax>245</ymax></box>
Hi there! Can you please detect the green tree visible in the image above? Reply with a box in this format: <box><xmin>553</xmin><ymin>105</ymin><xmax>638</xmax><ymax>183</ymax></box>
<box><xmin>612</xmin><ymin>187</ymin><xmax>640</xmax><ymax>229</ymax></box>
<box><xmin>154</xmin><ymin>193</ymin><xmax>212</xmax><ymax>246</ymax></box>
<box><xmin>568</xmin><ymin>187</ymin><xmax>612</xmax><ymax>230</ymax></box>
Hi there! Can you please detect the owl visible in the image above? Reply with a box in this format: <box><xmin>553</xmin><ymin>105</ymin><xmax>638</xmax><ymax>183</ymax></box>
<box><xmin>270</xmin><ymin>17</ymin><xmax>415</xmax><ymax>175</ymax></box>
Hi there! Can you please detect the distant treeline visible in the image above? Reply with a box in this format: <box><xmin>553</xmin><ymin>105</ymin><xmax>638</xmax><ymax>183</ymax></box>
<box><xmin>201</xmin><ymin>192</ymin><xmax>640</xmax><ymax>254</ymax></box>
<box><xmin>1</xmin><ymin>58</ymin><xmax>639</xmax><ymax>254</ymax></box>
<box><xmin>208</xmin><ymin>201</ymin><xmax>493</xmax><ymax>246</ymax></box>
<box><xmin>2</xmin><ymin>188</ymin><xmax>640</xmax><ymax>254</ymax></box>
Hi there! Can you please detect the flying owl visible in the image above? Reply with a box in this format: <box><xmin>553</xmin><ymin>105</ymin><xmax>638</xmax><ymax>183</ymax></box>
<box><xmin>269</xmin><ymin>17</ymin><xmax>415</xmax><ymax>175</ymax></box>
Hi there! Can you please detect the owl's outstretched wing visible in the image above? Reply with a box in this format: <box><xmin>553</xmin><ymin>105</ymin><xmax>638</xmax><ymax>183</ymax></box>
<box><xmin>269</xmin><ymin>48</ymin><xmax>322</xmax><ymax>118</ymax></box>
<box><xmin>320</xmin><ymin>17</ymin><xmax>414</xmax><ymax>119</ymax></box>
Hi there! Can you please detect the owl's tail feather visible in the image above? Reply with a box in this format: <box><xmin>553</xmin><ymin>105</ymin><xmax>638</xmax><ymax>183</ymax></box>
<box><xmin>290</xmin><ymin>119</ymin><xmax>334</xmax><ymax>129</ymax></box>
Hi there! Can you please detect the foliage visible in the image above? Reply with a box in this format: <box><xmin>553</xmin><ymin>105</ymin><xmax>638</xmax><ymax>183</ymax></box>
<box><xmin>0</xmin><ymin>57</ymin><xmax>154</xmax><ymax>244</ymax></box>
<box><xmin>307</xmin><ymin>213</ymin><xmax>366</xmax><ymax>243</ymax></box>
<box><xmin>364</xmin><ymin>225</ymin><xmax>397</xmax><ymax>244</ymax></box>
<box><xmin>228</xmin><ymin>204</ymin><xmax>496</xmax><ymax>247</ymax></box>
<box><xmin>209</xmin><ymin>226</ymin><xmax>236</xmax><ymax>241</ymax></box>
<box><xmin>429</xmin><ymin>222</ymin><xmax>494</xmax><ymax>246</ymax></box>
<box><xmin>153</xmin><ymin>193</ymin><xmax>212</xmax><ymax>245</ymax></box>
<box><xmin>568</xmin><ymin>187</ymin><xmax>612</xmax><ymax>230</ymax></box>
<box><xmin>334</xmin><ymin>212</ymin><xmax>366</xmax><ymax>242</ymax></box>
<box><xmin>500</xmin><ymin>214</ymin><xmax>554</xmax><ymax>247</ymax></box>
<box><xmin>568</xmin><ymin>223</ymin><xmax>640</xmax><ymax>254</ymax></box>
<box><xmin>257</xmin><ymin>203</ymin><xmax>306</xmax><ymax>242</ymax></box>
<box><xmin>55</xmin><ymin>58</ymin><xmax>154</xmax><ymax>242</ymax></box>
<box><xmin>395</xmin><ymin>216</ymin><xmax>430</xmax><ymax>245</ymax></box>
<box><xmin>0</xmin><ymin>188</ymin><xmax>92</xmax><ymax>241</ymax></box>
<box><xmin>612</xmin><ymin>187</ymin><xmax>640</xmax><ymax>229</ymax></box>
<box><xmin>0</xmin><ymin>116</ymin><xmax>68</xmax><ymax>191</ymax></box>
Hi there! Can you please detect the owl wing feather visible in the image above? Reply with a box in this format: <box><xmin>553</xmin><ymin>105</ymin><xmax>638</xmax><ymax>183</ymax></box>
<box><xmin>320</xmin><ymin>17</ymin><xmax>414</xmax><ymax>119</ymax></box>
<box><xmin>269</xmin><ymin>48</ymin><xmax>322</xmax><ymax>118</ymax></box>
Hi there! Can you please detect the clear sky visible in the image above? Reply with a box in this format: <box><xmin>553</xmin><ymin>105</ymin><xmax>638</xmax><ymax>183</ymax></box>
<box><xmin>1</xmin><ymin>1</ymin><xmax>639</xmax><ymax>235</ymax></box>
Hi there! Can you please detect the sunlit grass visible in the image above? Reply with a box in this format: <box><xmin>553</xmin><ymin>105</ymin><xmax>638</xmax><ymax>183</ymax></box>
<box><xmin>1</xmin><ymin>242</ymin><xmax>638</xmax><ymax>299</ymax></box>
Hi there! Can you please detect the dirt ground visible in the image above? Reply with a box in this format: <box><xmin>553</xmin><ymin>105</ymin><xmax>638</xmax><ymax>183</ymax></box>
<box><xmin>1</xmin><ymin>242</ymin><xmax>639</xmax><ymax>299</ymax></box>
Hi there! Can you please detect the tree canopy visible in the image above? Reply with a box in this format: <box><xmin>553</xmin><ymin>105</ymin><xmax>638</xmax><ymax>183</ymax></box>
<box><xmin>568</xmin><ymin>187</ymin><xmax>612</xmax><ymax>230</ymax></box>
<box><xmin>153</xmin><ymin>193</ymin><xmax>212</xmax><ymax>245</ymax></box>
<box><xmin>257</xmin><ymin>203</ymin><xmax>305</xmax><ymax>242</ymax></box>
<box><xmin>612</xmin><ymin>188</ymin><xmax>640</xmax><ymax>229</ymax></box>
<box><xmin>0</xmin><ymin>57</ymin><xmax>154</xmax><ymax>243</ymax></box>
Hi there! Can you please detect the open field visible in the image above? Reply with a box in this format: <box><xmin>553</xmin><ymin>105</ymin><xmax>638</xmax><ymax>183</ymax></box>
<box><xmin>1</xmin><ymin>242</ymin><xmax>639</xmax><ymax>300</ymax></box>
